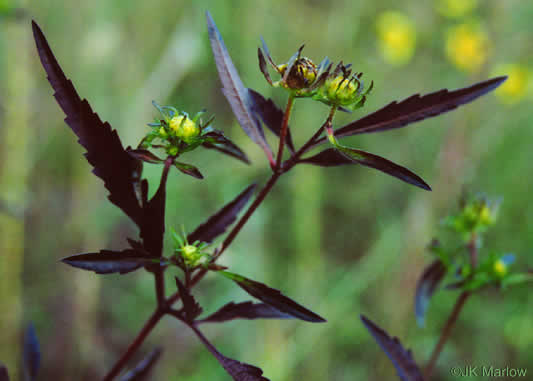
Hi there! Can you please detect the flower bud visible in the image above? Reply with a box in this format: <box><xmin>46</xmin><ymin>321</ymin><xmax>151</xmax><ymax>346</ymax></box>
<box><xmin>279</xmin><ymin>57</ymin><xmax>317</xmax><ymax>90</ymax></box>
<box><xmin>169</xmin><ymin>115</ymin><xmax>200</xmax><ymax>143</ymax></box>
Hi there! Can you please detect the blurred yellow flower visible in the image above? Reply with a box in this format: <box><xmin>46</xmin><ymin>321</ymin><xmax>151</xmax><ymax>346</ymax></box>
<box><xmin>437</xmin><ymin>0</ymin><xmax>478</xmax><ymax>18</ymax></box>
<box><xmin>445</xmin><ymin>22</ymin><xmax>488</xmax><ymax>73</ymax></box>
<box><xmin>492</xmin><ymin>64</ymin><xmax>530</xmax><ymax>104</ymax></box>
<box><xmin>493</xmin><ymin>259</ymin><xmax>507</xmax><ymax>277</ymax></box>
<box><xmin>376</xmin><ymin>11</ymin><xmax>416</xmax><ymax>66</ymax></box>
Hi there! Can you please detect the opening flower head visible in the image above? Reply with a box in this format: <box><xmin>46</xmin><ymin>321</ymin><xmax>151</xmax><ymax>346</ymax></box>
<box><xmin>312</xmin><ymin>62</ymin><xmax>374</xmax><ymax>111</ymax></box>
<box><xmin>258</xmin><ymin>39</ymin><xmax>332</xmax><ymax>97</ymax></box>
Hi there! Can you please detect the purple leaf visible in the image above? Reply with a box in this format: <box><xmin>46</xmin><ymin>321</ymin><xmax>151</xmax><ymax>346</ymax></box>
<box><xmin>175</xmin><ymin>277</ymin><xmax>203</xmax><ymax>322</ymax></box>
<box><xmin>206</xmin><ymin>12</ymin><xmax>273</xmax><ymax>163</ymax></box>
<box><xmin>191</xmin><ymin>325</ymin><xmax>270</xmax><ymax>381</ymax></box>
<box><xmin>23</xmin><ymin>323</ymin><xmax>40</xmax><ymax>381</ymax></box>
<box><xmin>140</xmin><ymin>169</ymin><xmax>167</xmax><ymax>257</ymax></box>
<box><xmin>32</xmin><ymin>21</ymin><xmax>144</xmax><ymax>226</ymax></box>
<box><xmin>361</xmin><ymin>315</ymin><xmax>424</xmax><ymax>381</ymax></box>
<box><xmin>61</xmin><ymin>249</ymin><xmax>151</xmax><ymax>274</ymax></box>
<box><xmin>127</xmin><ymin>149</ymin><xmax>164</xmax><ymax>164</ymax></box>
<box><xmin>312</xmin><ymin>77</ymin><xmax>507</xmax><ymax>147</ymax></box>
<box><xmin>118</xmin><ymin>348</ymin><xmax>163</xmax><ymax>381</ymax></box>
<box><xmin>202</xmin><ymin>130</ymin><xmax>250</xmax><ymax>164</ymax></box>
<box><xmin>174</xmin><ymin>161</ymin><xmax>204</xmax><ymax>180</ymax></box>
<box><xmin>415</xmin><ymin>260</ymin><xmax>447</xmax><ymax>327</ymax></box>
<box><xmin>0</xmin><ymin>365</ymin><xmax>8</xmax><ymax>381</ymax></box>
<box><xmin>299</xmin><ymin>148</ymin><xmax>430</xmax><ymax>191</ymax></box>
<box><xmin>248</xmin><ymin>89</ymin><xmax>295</xmax><ymax>153</ymax></box>
<box><xmin>197</xmin><ymin>301</ymin><xmax>293</xmax><ymax>324</ymax></box>
<box><xmin>219</xmin><ymin>271</ymin><xmax>326</xmax><ymax>323</ymax></box>
<box><xmin>188</xmin><ymin>184</ymin><xmax>256</xmax><ymax>244</ymax></box>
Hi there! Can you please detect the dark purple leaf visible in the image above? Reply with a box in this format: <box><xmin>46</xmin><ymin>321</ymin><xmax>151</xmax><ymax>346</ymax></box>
<box><xmin>202</xmin><ymin>130</ymin><xmax>250</xmax><ymax>164</ymax></box>
<box><xmin>415</xmin><ymin>260</ymin><xmax>447</xmax><ymax>327</ymax></box>
<box><xmin>0</xmin><ymin>365</ymin><xmax>8</xmax><ymax>381</ymax></box>
<box><xmin>312</xmin><ymin>77</ymin><xmax>507</xmax><ymax>147</ymax></box>
<box><xmin>174</xmin><ymin>161</ymin><xmax>204</xmax><ymax>179</ymax></box>
<box><xmin>188</xmin><ymin>184</ymin><xmax>256</xmax><ymax>244</ymax></box>
<box><xmin>127</xmin><ymin>149</ymin><xmax>164</xmax><ymax>164</ymax></box>
<box><xmin>299</xmin><ymin>148</ymin><xmax>431</xmax><ymax>191</ymax></box>
<box><xmin>140</xmin><ymin>169</ymin><xmax>167</xmax><ymax>257</ymax></box>
<box><xmin>197</xmin><ymin>301</ymin><xmax>293</xmax><ymax>324</ymax></box>
<box><xmin>32</xmin><ymin>21</ymin><xmax>144</xmax><ymax>226</ymax></box>
<box><xmin>361</xmin><ymin>315</ymin><xmax>425</xmax><ymax>381</ymax></box>
<box><xmin>248</xmin><ymin>88</ymin><xmax>295</xmax><ymax>153</ymax></box>
<box><xmin>23</xmin><ymin>324</ymin><xmax>40</xmax><ymax>381</ymax></box>
<box><xmin>257</xmin><ymin>48</ymin><xmax>273</xmax><ymax>86</ymax></box>
<box><xmin>206</xmin><ymin>12</ymin><xmax>273</xmax><ymax>162</ymax></box>
<box><xmin>61</xmin><ymin>249</ymin><xmax>151</xmax><ymax>274</ymax></box>
<box><xmin>118</xmin><ymin>348</ymin><xmax>162</xmax><ymax>381</ymax></box>
<box><xmin>175</xmin><ymin>277</ymin><xmax>203</xmax><ymax>322</ymax></box>
<box><xmin>219</xmin><ymin>271</ymin><xmax>326</xmax><ymax>323</ymax></box>
<box><xmin>191</xmin><ymin>325</ymin><xmax>270</xmax><ymax>381</ymax></box>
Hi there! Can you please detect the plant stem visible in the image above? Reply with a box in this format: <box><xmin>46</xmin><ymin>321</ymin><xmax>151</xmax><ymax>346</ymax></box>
<box><xmin>103</xmin><ymin>308</ymin><xmax>165</xmax><ymax>381</ymax></box>
<box><xmin>275</xmin><ymin>95</ymin><xmax>295</xmax><ymax>171</ymax></box>
<box><xmin>423</xmin><ymin>291</ymin><xmax>470</xmax><ymax>380</ymax></box>
<box><xmin>424</xmin><ymin>231</ymin><xmax>478</xmax><ymax>379</ymax></box>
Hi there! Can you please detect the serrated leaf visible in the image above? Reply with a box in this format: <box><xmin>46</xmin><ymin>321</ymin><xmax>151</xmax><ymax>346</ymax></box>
<box><xmin>414</xmin><ymin>260</ymin><xmax>447</xmax><ymax>327</ymax></box>
<box><xmin>0</xmin><ymin>365</ymin><xmax>8</xmax><ymax>381</ymax></box>
<box><xmin>300</xmin><ymin>147</ymin><xmax>431</xmax><ymax>190</ymax></box>
<box><xmin>198</xmin><ymin>301</ymin><xmax>293</xmax><ymax>324</ymax></box>
<box><xmin>191</xmin><ymin>326</ymin><xmax>270</xmax><ymax>381</ymax></box>
<box><xmin>206</xmin><ymin>12</ymin><xmax>273</xmax><ymax>162</ymax></box>
<box><xmin>247</xmin><ymin>89</ymin><xmax>295</xmax><ymax>153</ymax></box>
<box><xmin>127</xmin><ymin>149</ymin><xmax>164</xmax><ymax>164</ymax></box>
<box><xmin>61</xmin><ymin>249</ymin><xmax>152</xmax><ymax>274</ymax></box>
<box><xmin>23</xmin><ymin>323</ymin><xmax>40</xmax><ymax>381</ymax></box>
<box><xmin>316</xmin><ymin>77</ymin><xmax>507</xmax><ymax>144</ymax></box>
<box><xmin>219</xmin><ymin>271</ymin><xmax>326</xmax><ymax>323</ymax></box>
<box><xmin>119</xmin><ymin>348</ymin><xmax>162</xmax><ymax>381</ymax></box>
<box><xmin>32</xmin><ymin>21</ymin><xmax>144</xmax><ymax>226</ymax></box>
<box><xmin>175</xmin><ymin>277</ymin><xmax>203</xmax><ymax>322</ymax></box>
<box><xmin>361</xmin><ymin>315</ymin><xmax>425</xmax><ymax>381</ymax></box>
<box><xmin>311</xmin><ymin>77</ymin><xmax>507</xmax><ymax>148</ymax></box>
<box><xmin>174</xmin><ymin>161</ymin><xmax>204</xmax><ymax>179</ymax></box>
<box><xmin>188</xmin><ymin>184</ymin><xmax>256</xmax><ymax>244</ymax></box>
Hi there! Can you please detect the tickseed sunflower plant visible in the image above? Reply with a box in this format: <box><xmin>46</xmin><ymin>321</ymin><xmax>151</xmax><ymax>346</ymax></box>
<box><xmin>19</xmin><ymin>9</ymin><xmax>512</xmax><ymax>381</ymax></box>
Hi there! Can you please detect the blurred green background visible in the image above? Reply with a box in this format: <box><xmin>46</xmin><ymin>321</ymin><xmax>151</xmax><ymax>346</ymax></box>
<box><xmin>1</xmin><ymin>0</ymin><xmax>532</xmax><ymax>380</ymax></box>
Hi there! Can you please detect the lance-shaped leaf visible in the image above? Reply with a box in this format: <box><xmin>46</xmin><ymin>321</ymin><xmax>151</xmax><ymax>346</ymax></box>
<box><xmin>300</xmin><ymin>148</ymin><xmax>430</xmax><ymax>191</ymax></box>
<box><xmin>175</xmin><ymin>277</ymin><xmax>203</xmax><ymax>322</ymax></box>
<box><xmin>197</xmin><ymin>301</ymin><xmax>293</xmax><ymax>324</ymax></box>
<box><xmin>140</xmin><ymin>168</ymin><xmax>167</xmax><ymax>257</ymax></box>
<box><xmin>174</xmin><ymin>161</ymin><xmax>204</xmax><ymax>180</ymax></box>
<box><xmin>127</xmin><ymin>149</ymin><xmax>164</xmax><ymax>164</ymax></box>
<box><xmin>119</xmin><ymin>348</ymin><xmax>163</xmax><ymax>381</ymax></box>
<box><xmin>188</xmin><ymin>184</ymin><xmax>256</xmax><ymax>244</ymax></box>
<box><xmin>206</xmin><ymin>12</ymin><xmax>273</xmax><ymax>163</ymax></box>
<box><xmin>23</xmin><ymin>323</ymin><xmax>40</xmax><ymax>381</ymax></box>
<box><xmin>0</xmin><ymin>365</ymin><xmax>8</xmax><ymax>381</ymax></box>
<box><xmin>218</xmin><ymin>271</ymin><xmax>326</xmax><ymax>323</ymax></box>
<box><xmin>32</xmin><ymin>21</ymin><xmax>144</xmax><ymax>226</ymax></box>
<box><xmin>202</xmin><ymin>130</ymin><xmax>250</xmax><ymax>164</ymax></box>
<box><xmin>191</xmin><ymin>325</ymin><xmax>270</xmax><ymax>381</ymax></box>
<box><xmin>361</xmin><ymin>315</ymin><xmax>425</xmax><ymax>381</ymax></box>
<box><xmin>61</xmin><ymin>249</ymin><xmax>153</xmax><ymax>274</ymax></box>
<box><xmin>415</xmin><ymin>260</ymin><xmax>447</xmax><ymax>327</ymax></box>
<box><xmin>312</xmin><ymin>76</ymin><xmax>507</xmax><ymax>147</ymax></box>
<box><xmin>248</xmin><ymin>88</ymin><xmax>295</xmax><ymax>153</ymax></box>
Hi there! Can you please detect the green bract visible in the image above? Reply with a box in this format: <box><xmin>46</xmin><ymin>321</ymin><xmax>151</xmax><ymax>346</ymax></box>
<box><xmin>312</xmin><ymin>63</ymin><xmax>374</xmax><ymax>111</ymax></box>
<box><xmin>171</xmin><ymin>227</ymin><xmax>210</xmax><ymax>269</ymax></box>
<box><xmin>142</xmin><ymin>101</ymin><xmax>214</xmax><ymax>156</ymax></box>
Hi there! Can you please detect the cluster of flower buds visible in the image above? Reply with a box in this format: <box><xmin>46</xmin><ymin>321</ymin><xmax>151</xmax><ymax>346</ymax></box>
<box><xmin>258</xmin><ymin>40</ymin><xmax>373</xmax><ymax>110</ymax></box>
<box><xmin>141</xmin><ymin>101</ymin><xmax>214</xmax><ymax>156</ymax></box>
<box><xmin>444</xmin><ymin>194</ymin><xmax>500</xmax><ymax>236</ymax></box>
